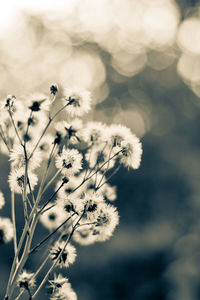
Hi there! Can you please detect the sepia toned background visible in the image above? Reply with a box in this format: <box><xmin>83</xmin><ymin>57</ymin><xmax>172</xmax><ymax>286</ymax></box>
<box><xmin>1</xmin><ymin>0</ymin><xmax>200</xmax><ymax>299</ymax></box>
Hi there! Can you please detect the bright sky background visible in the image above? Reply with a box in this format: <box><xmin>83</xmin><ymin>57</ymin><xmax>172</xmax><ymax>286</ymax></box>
<box><xmin>0</xmin><ymin>0</ymin><xmax>77</xmax><ymax>35</ymax></box>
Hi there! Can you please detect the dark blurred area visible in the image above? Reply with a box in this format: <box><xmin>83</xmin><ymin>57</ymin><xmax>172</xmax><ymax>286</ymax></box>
<box><xmin>1</xmin><ymin>0</ymin><xmax>200</xmax><ymax>299</ymax></box>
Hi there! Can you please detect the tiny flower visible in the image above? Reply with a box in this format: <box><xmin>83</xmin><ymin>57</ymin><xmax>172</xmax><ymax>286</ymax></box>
<box><xmin>56</xmin><ymin>194</ymin><xmax>83</xmax><ymax>215</ymax></box>
<box><xmin>83</xmin><ymin>191</ymin><xmax>105</xmax><ymax>221</ymax></box>
<box><xmin>119</xmin><ymin>135</ymin><xmax>142</xmax><ymax>169</ymax></box>
<box><xmin>62</xmin><ymin>87</ymin><xmax>91</xmax><ymax>117</ymax></box>
<box><xmin>73</xmin><ymin>224</ymin><xmax>98</xmax><ymax>246</ymax></box>
<box><xmin>50</xmin><ymin>241</ymin><xmax>77</xmax><ymax>268</ymax></box>
<box><xmin>94</xmin><ymin>203</ymin><xmax>119</xmax><ymax>242</ymax></box>
<box><xmin>49</xmin><ymin>273</ymin><xmax>69</xmax><ymax>291</ymax></box>
<box><xmin>55</xmin><ymin>148</ymin><xmax>82</xmax><ymax>176</ymax></box>
<box><xmin>9</xmin><ymin>144</ymin><xmax>42</xmax><ymax>170</ymax></box>
<box><xmin>82</xmin><ymin>121</ymin><xmax>107</xmax><ymax>145</ymax></box>
<box><xmin>17</xmin><ymin>270</ymin><xmax>36</xmax><ymax>290</ymax></box>
<box><xmin>55</xmin><ymin>119</ymin><xmax>83</xmax><ymax>145</ymax></box>
<box><xmin>0</xmin><ymin>217</ymin><xmax>13</xmax><ymax>244</ymax></box>
<box><xmin>8</xmin><ymin>167</ymin><xmax>38</xmax><ymax>194</ymax></box>
<box><xmin>107</xmin><ymin>124</ymin><xmax>132</xmax><ymax>148</ymax></box>
<box><xmin>50</xmin><ymin>84</ymin><xmax>58</xmax><ymax>96</ymax></box>
<box><xmin>85</xmin><ymin>145</ymin><xmax>115</xmax><ymax>171</ymax></box>
<box><xmin>5</xmin><ymin>94</ymin><xmax>16</xmax><ymax>111</ymax></box>
<box><xmin>55</xmin><ymin>176</ymin><xmax>83</xmax><ymax>199</ymax></box>
<box><xmin>50</xmin><ymin>280</ymin><xmax>77</xmax><ymax>300</ymax></box>
<box><xmin>0</xmin><ymin>190</ymin><xmax>5</xmax><ymax>209</ymax></box>
<box><xmin>27</xmin><ymin>93</ymin><xmax>51</xmax><ymax>112</ymax></box>
<box><xmin>40</xmin><ymin>204</ymin><xmax>68</xmax><ymax>231</ymax></box>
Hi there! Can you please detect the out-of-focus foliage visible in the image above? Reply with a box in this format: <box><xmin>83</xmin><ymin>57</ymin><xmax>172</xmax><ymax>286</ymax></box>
<box><xmin>1</xmin><ymin>0</ymin><xmax>200</xmax><ymax>299</ymax></box>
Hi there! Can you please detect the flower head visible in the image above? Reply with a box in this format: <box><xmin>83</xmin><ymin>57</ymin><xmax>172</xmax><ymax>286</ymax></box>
<box><xmin>55</xmin><ymin>119</ymin><xmax>83</xmax><ymax>145</ymax></box>
<box><xmin>0</xmin><ymin>190</ymin><xmax>5</xmax><ymax>209</ymax></box>
<box><xmin>63</xmin><ymin>87</ymin><xmax>91</xmax><ymax>117</ymax></box>
<box><xmin>17</xmin><ymin>270</ymin><xmax>36</xmax><ymax>290</ymax></box>
<box><xmin>55</xmin><ymin>148</ymin><xmax>82</xmax><ymax>176</ymax></box>
<box><xmin>0</xmin><ymin>217</ymin><xmax>13</xmax><ymax>244</ymax></box>
<box><xmin>119</xmin><ymin>136</ymin><xmax>142</xmax><ymax>169</ymax></box>
<box><xmin>82</xmin><ymin>121</ymin><xmax>107</xmax><ymax>146</ymax></box>
<box><xmin>8</xmin><ymin>167</ymin><xmax>38</xmax><ymax>194</ymax></box>
<box><xmin>94</xmin><ymin>203</ymin><xmax>119</xmax><ymax>242</ymax></box>
<box><xmin>73</xmin><ymin>224</ymin><xmax>98</xmax><ymax>246</ymax></box>
<box><xmin>27</xmin><ymin>93</ymin><xmax>51</xmax><ymax>112</ymax></box>
<box><xmin>40</xmin><ymin>204</ymin><xmax>68</xmax><ymax>231</ymax></box>
<box><xmin>83</xmin><ymin>191</ymin><xmax>104</xmax><ymax>221</ymax></box>
<box><xmin>9</xmin><ymin>144</ymin><xmax>41</xmax><ymax>170</ymax></box>
<box><xmin>50</xmin><ymin>241</ymin><xmax>77</xmax><ymax>268</ymax></box>
<box><xmin>50</xmin><ymin>279</ymin><xmax>77</xmax><ymax>300</ymax></box>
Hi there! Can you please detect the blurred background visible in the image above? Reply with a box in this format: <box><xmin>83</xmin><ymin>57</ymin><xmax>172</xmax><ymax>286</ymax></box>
<box><xmin>1</xmin><ymin>0</ymin><xmax>200</xmax><ymax>299</ymax></box>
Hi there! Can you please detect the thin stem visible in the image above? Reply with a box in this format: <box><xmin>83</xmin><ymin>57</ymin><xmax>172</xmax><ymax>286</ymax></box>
<box><xmin>39</xmin><ymin>180</ymin><xmax>66</xmax><ymax>213</ymax></box>
<box><xmin>40</xmin><ymin>169</ymin><xmax>61</xmax><ymax>196</ymax></box>
<box><xmin>29</xmin><ymin>213</ymin><xmax>75</xmax><ymax>255</ymax></box>
<box><xmin>8</xmin><ymin>109</ymin><xmax>23</xmax><ymax>146</ymax></box>
<box><xmin>15</xmin><ymin>290</ymin><xmax>24</xmax><ymax>300</ymax></box>
<box><xmin>32</xmin><ymin>211</ymin><xmax>85</xmax><ymax>299</ymax></box>
<box><xmin>0</xmin><ymin>126</ymin><xmax>10</xmax><ymax>152</ymax></box>
<box><xmin>29</xmin><ymin>103</ymin><xmax>68</xmax><ymax>159</ymax></box>
<box><xmin>11</xmin><ymin>191</ymin><xmax>18</xmax><ymax>264</ymax></box>
<box><xmin>97</xmin><ymin>165</ymin><xmax>120</xmax><ymax>190</ymax></box>
<box><xmin>97</xmin><ymin>145</ymin><xmax>114</xmax><ymax>189</ymax></box>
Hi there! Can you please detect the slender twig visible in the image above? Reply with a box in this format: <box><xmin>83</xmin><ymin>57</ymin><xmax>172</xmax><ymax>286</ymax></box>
<box><xmin>39</xmin><ymin>180</ymin><xmax>66</xmax><ymax>213</ymax></box>
<box><xmin>11</xmin><ymin>191</ymin><xmax>18</xmax><ymax>264</ymax></box>
<box><xmin>29</xmin><ymin>213</ymin><xmax>75</xmax><ymax>254</ymax></box>
<box><xmin>15</xmin><ymin>290</ymin><xmax>24</xmax><ymax>300</ymax></box>
<box><xmin>32</xmin><ymin>211</ymin><xmax>85</xmax><ymax>299</ymax></box>
<box><xmin>29</xmin><ymin>103</ymin><xmax>68</xmax><ymax>159</ymax></box>
<box><xmin>96</xmin><ymin>145</ymin><xmax>114</xmax><ymax>189</ymax></box>
<box><xmin>8</xmin><ymin>109</ymin><xmax>23</xmax><ymax>146</ymax></box>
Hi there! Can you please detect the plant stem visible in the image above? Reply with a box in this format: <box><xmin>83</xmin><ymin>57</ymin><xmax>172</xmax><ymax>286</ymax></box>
<box><xmin>11</xmin><ymin>191</ymin><xmax>18</xmax><ymax>264</ymax></box>
<box><xmin>32</xmin><ymin>211</ymin><xmax>85</xmax><ymax>299</ymax></box>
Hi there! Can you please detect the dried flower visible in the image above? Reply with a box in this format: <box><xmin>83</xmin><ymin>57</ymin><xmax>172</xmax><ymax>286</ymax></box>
<box><xmin>63</xmin><ymin>87</ymin><xmax>91</xmax><ymax>117</ymax></box>
<box><xmin>50</xmin><ymin>241</ymin><xmax>77</xmax><ymax>268</ymax></box>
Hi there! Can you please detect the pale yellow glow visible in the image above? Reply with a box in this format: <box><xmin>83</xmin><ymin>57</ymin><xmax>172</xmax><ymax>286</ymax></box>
<box><xmin>142</xmin><ymin>1</ymin><xmax>180</xmax><ymax>49</ymax></box>
<box><xmin>177</xmin><ymin>53</ymin><xmax>200</xmax><ymax>84</ymax></box>
<box><xmin>178</xmin><ymin>18</ymin><xmax>200</xmax><ymax>55</ymax></box>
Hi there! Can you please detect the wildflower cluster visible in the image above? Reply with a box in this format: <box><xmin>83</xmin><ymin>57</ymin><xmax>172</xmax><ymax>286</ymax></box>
<box><xmin>0</xmin><ymin>85</ymin><xmax>142</xmax><ymax>300</ymax></box>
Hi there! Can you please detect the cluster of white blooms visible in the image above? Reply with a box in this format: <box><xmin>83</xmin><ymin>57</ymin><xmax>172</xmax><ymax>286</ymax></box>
<box><xmin>0</xmin><ymin>85</ymin><xmax>142</xmax><ymax>300</ymax></box>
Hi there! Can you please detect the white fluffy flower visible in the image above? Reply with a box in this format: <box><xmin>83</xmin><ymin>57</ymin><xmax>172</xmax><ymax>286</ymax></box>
<box><xmin>83</xmin><ymin>191</ymin><xmax>105</xmax><ymax>221</ymax></box>
<box><xmin>55</xmin><ymin>175</ymin><xmax>83</xmax><ymax>199</ymax></box>
<box><xmin>50</xmin><ymin>241</ymin><xmax>77</xmax><ymax>268</ymax></box>
<box><xmin>40</xmin><ymin>204</ymin><xmax>68</xmax><ymax>231</ymax></box>
<box><xmin>85</xmin><ymin>145</ymin><xmax>115</xmax><ymax>171</ymax></box>
<box><xmin>26</xmin><ymin>93</ymin><xmax>51</xmax><ymax>112</ymax></box>
<box><xmin>107</xmin><ymin>124</ymin><xmax>132</xmax><ymax>148</ymax></box>
<box><xmin>50</xmin><ymin>279</ymin><xmax>77</xmax><ymax>300</ymax></box>
<box><xmin>63</xmin><ymin>87</ymin><xmax>91</xmax><ymax>117</ymax></box>
<box><xmin>0</xmin><ymin>217</ymin><xmax>13</xmax><ymax>243</ymax></box>
<box><xmin>9</xmin><ymin>144</ymin><xmax>42</xmax><ymax>170</ymax></box>
<box><xmin>55</xmin><ymin>119</ymin><xmax>83</xmax><ymax>145</ymax></box>
<box><xmin>17</xmin><ymin>270</ymin><xmax>36</xmax><ymax>289</ymax></box>
<box><xmin>73</xmin><ymin>224</ymin><xmax>98</xmax><ymax>246</ymax></box>
<box><xmin>119</xmin><ymin>136</ymin><xmax>142</xmax><ymax>169</ymax></box>
<box><xmin>94</xmin><ymin>203</ymin><xmax>119</xmax><ymax>242</ymax></box>
<box><xmin>49</xmin><ymin>273</ymin><xmax>69</xmax><ymax>292</ymax></box>
<box><xmin>0</xmin><ymin>190</ymin><xmax>5</xmax><ymax>209</ymax></box>
<box><xmin>82</xmin><ymin>121</ymin><xmax>107</xmax><ymax>145</ymax></box>
<box><xmin>8</xmin><ymin>167</ymin><xmax>38</xmax><ymax>194</ymax></box>
<box><xmin>55</xmin><ymin>148</ymin><xmax>82</xmax><ymax>176</ymax></box>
